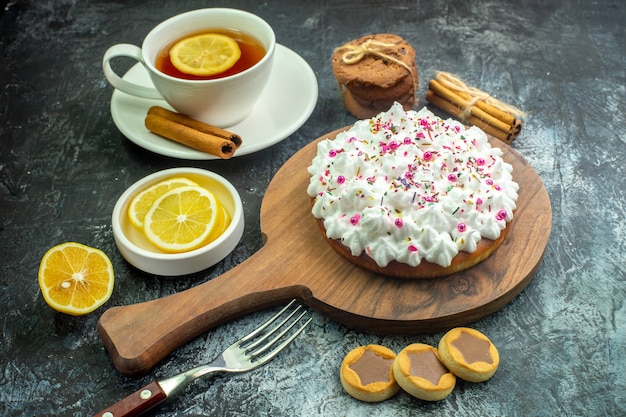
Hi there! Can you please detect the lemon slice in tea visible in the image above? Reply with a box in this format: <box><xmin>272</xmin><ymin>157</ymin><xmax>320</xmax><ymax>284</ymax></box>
<box><xmin>169</xmin><ymin>33</ymin><xmax>241</xmax><ymax>76</ymax></box>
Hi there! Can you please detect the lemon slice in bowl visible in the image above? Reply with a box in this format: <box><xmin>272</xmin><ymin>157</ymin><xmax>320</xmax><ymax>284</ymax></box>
<box><xmin>208</xmin><ymin>202</ymin><xmax>232</xmax><ymax>243</ymax></box>
<box><xmin>38</xmin><ymin>242</ymin><xmax>114</xmax><ymax>316</ymax></box>
<box><xmin>143</xmin><ymin>185</ymin><xmax>226</xmax><ymax>253</ymax></box>
<box><xmin>169</xmin><ymin>33</ymin><xmax>241</xmax><ymax>76</ymax></box>
<box><xmin>128</xmin><ymin>177</ymin><xmax>199</xmax><ymax>229</ymax></box>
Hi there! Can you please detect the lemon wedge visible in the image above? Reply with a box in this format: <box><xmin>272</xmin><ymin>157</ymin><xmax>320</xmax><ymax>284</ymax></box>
<box><xmin>38</xmin><ymin>242</ymin><xmax>114</xmax><ymax>316</ymax></box>
<box><xmin>169</xmin><ymin>33</ymin><xmax>241</xmax><ymax>76</ymax></box>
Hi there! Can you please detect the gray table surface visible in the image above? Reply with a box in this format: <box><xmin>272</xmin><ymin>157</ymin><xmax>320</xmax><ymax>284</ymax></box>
<box><xmin>1</xmin><ymin>0</ymin><xmax>624</xmax><ymax>416</ymax></box>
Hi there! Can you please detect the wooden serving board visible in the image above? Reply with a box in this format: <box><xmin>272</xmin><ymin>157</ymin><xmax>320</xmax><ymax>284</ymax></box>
<box><xmin>98</xmin><ymin>129</ymin><xmax>552</xmax><ymax>375</ymax></box>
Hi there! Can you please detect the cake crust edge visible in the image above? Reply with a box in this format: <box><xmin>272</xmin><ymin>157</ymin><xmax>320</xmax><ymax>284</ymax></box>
<box><xmin>314</xmin><ymin>215</ymin><xmax>512</xmax><ymax>279</ymax></box>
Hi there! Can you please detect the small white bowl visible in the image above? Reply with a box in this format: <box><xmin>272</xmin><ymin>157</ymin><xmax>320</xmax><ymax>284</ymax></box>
<box><xmin>111</xmin><ymin>167</ymin><xmax>244</xmax><ymax>276</ymax></box>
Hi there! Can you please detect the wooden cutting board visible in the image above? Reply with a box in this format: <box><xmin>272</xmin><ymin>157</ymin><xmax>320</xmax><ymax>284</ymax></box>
<box><xmin>98</xmin><ymin>129</ymin><xmax>552</xmax><ymax>376</ymax></box>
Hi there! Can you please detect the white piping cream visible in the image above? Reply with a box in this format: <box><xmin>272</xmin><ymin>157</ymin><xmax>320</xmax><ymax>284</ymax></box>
<box><xmin>307</xmin><ymin>103</ymin><xmax>519</xmax><ymax>268</ymax></box>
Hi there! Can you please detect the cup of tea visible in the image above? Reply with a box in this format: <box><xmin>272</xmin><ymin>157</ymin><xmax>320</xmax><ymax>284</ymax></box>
<box><xmin>103</xmin><ymin>8</ymin><xmax>275</xmax><ymax>127</ymax></box>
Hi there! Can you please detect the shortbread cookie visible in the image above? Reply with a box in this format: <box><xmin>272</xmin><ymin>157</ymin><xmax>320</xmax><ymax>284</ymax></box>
<box><xmin>393</xmin><ymin>343</ymin><xmax>456</xmax><ymax>401</ymax></box>
<box><xmin>438</xmin><ymin>328</ymin><xmax>499</xmax><ymax>382</ymax></box>
<box><xmin>340</xmin><ymin>344</ymin><xmax>400</xmax><ymax>402</ymax></box>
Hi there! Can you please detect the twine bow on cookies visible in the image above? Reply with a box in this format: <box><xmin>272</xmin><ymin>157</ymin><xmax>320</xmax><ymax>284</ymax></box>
<box><xmin>336</xmin><ymin>39</ymin><xmax>414</xmax><ymax>76</ymax></box>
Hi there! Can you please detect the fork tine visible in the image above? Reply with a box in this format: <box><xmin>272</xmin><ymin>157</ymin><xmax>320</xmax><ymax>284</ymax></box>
<box><xmin>243</xmin><ymin>304</ymin><xmax>304</xmax><ymax>352</ymax></box>
<box><xmin>248</xmin><ymin>310</ymin><xmax>308</xmax><ymax>358</ymax></box>
<box><xmin>249</xmin><ymin>315</ymin><xmax>313</xmax><ymax>365</ymax></box>
<box><xmin>239</xmin><ymin>299</ymin><xmax>298</xmax><ymax>344</ymax></box>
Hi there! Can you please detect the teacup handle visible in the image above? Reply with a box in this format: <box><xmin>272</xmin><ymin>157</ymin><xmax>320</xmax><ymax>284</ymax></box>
<box><xmin>102</xmin><ymin>44</ymin><xmax>163</xmax><ymax>99</ymax></box>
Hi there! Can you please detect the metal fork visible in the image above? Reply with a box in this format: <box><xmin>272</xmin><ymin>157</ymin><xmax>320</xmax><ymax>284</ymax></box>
<box><xmin>93</xmin><ymin>300</ymin><xmax>312</xmax><ymax>417</ymax></box>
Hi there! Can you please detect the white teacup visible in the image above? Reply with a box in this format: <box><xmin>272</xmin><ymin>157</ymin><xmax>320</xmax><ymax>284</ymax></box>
<box><xmin>103</xmin><ymin>8</ymin><xmax>275</xmax><ymax>127</ymax></box>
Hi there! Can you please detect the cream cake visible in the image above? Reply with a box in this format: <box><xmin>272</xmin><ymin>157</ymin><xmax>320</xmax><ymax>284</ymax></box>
<box><xmin>307</xmin><ymin>102</ymin><xmax>519</xmax><ymax>278</ymax></box>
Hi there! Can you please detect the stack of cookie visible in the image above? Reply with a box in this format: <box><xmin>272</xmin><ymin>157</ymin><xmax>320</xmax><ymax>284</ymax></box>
<box><xmin>332</xmin><ymin>34</ymin><xmax>418</xmax><ymax>119</ymax></box>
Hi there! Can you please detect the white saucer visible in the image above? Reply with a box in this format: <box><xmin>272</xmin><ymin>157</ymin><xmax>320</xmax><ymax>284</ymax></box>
<box><xmin>110</xmin><ymin>44</ymin><xmax>318</xmax><ymax>160</ymax></box>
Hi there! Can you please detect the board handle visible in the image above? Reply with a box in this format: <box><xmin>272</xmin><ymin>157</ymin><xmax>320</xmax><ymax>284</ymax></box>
<box><xmin>97</xmin><ymin>248</ymin><xmax>309</xmax><ymax>376</ymax></box>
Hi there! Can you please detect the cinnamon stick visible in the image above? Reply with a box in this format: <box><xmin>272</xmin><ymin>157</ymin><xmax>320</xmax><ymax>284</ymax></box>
<box><xmin>426</xmin><ymin>71</ymin><xmax>525</xmax><ymax>143</ymax></box>
<box><xmin>435</xmin><ymin>73</ymin><xmax>523</xmax><ymax>126</ymax></box>
<box><xmin>147</xmin><ymin>106</ymin><xmax>242</xmax><ymax>149</ymax></box>
<box><xmin>429</xmin><ymin>79</ymin><xmax>513</xmax><ymax>133</ymax></box>
<box><xmin>145</xmin><ymin>113</ymin><xmax>238</xmax><ymax>159</ymax></box>
<box><xmin>426</xmin><ymin>84</ymin><xmax>522</xmax><ymax>143</ymax></box>
<box><xmin>451</xmin><ymin>89</ymin><xmax>517</xmax><ymax>126</ymax></box>
<box><xmin>426</xmin><ymin>90</ymin><xmax>519</xmax><ymax>143</ymax></box>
